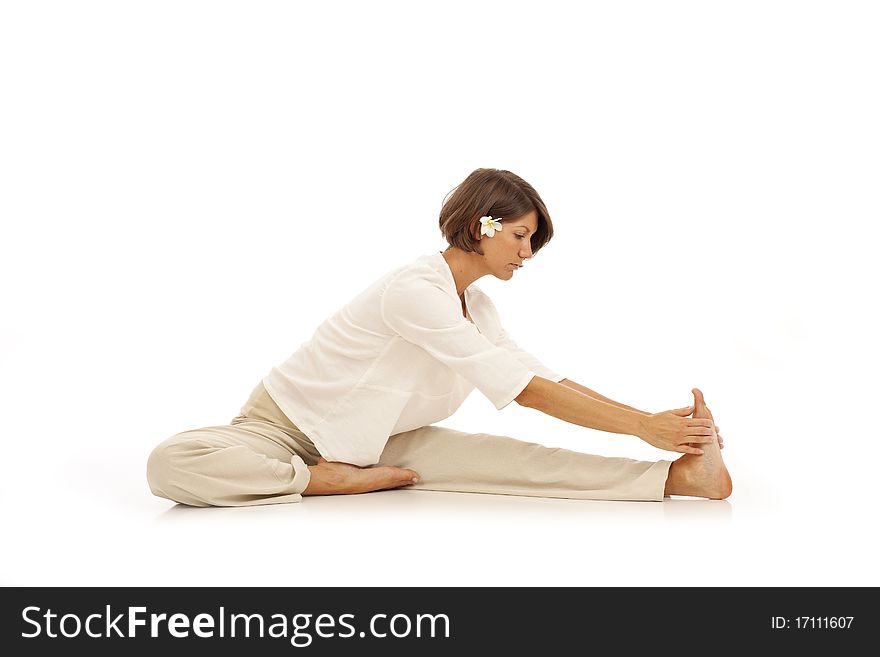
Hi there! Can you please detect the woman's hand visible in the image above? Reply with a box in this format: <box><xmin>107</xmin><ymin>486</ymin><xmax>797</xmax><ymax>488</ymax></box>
<box><xmin>637</xmin><ymin>405</ymin><xmax>715</xmax><ymax>454</ymax></box>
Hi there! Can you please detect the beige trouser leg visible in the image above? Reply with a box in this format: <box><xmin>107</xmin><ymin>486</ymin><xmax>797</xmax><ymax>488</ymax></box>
<box><xmin>377</xmin><ymin>425</ymin><xmax>673</xmax><ymax>502</ymax></box>
<box><xmin>148</xmin><ymin>381</ymin><xmax>672</xmax><ymax>505</ymax></box>
<box><xmin>146</xmin><ymin>383</ymin><xmax>321</xmax><ymax>507</ymax></box>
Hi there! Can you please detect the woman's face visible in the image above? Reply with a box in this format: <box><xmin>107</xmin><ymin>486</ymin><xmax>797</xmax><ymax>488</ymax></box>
<box><xmin>480</xmin><ymin>210</ymin><xmax>538</xmax><ymax>279</ymax></box>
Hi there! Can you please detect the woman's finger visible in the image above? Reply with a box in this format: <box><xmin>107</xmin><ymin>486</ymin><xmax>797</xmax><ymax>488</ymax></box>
<box><xmin>681</xmin><ymin>440</ymin><xmax>709</xmax><ymax>451</ymax></box>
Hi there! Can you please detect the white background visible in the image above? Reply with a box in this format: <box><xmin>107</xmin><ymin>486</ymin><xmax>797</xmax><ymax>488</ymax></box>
<box><xmin>1</xmin><ymin>1</ymin><xmax>878</xmax><ymax>586</ymax></box>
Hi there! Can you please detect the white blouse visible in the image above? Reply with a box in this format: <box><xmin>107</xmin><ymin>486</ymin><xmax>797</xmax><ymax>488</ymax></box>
<box><xmin>261</xmin><ymin>251</ymin><xmax>564</xmax><ymax>466</ymax></box>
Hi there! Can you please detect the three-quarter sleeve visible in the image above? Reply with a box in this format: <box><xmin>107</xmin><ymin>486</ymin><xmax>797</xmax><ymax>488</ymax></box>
<box><xmin>380</xmin><ymin>274</ymin><xmax>536</xmax><ymax>410</ymax></box>
<box><xmin>494</xmin><ymin>326</ymin><xmax>565</xmax><ymax>383</ymax></box>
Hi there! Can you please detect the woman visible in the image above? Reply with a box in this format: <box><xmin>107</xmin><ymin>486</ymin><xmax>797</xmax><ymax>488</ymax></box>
<box><xmin>146</xmin><ymin>168</ymin><xmax>732</xmax><ymax>507</ymax></box>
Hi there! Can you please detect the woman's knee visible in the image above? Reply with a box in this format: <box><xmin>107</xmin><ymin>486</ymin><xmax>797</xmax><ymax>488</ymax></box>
<box><xmin>146</xmin><ymin>440</ymin><xmax>177</xmax><ymax>495</ymax></box>
<box><xmin>146</xmin><ymin>436</ymin><xmax>209</xmax><ymax>505</ymax></box>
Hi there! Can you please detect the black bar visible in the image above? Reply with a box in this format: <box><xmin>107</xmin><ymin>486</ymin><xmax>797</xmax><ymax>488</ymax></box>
<box><xmin>0</xmin><ymin>587</ymin><xmax>872</xmax><ymax>654</ymax></box>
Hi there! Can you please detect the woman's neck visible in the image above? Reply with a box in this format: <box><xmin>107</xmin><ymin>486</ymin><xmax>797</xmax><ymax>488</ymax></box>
<box><xmin>442</xmin><ymin>247</ymin><xmax>487</xmax><ymax>297</ymax></box>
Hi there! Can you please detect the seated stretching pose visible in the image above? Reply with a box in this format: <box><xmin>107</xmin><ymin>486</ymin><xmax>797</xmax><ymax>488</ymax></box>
<box><xmin>147</xmin><ymin>168</ymin><xmax>732</xmax><ymax>507</ymax></box>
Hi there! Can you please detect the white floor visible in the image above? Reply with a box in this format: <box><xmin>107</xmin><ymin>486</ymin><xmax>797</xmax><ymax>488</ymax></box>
<box><xmin>2</xmin><ymin>422</ymin><xmax>875</xmax><ymax>587</ymax></box>
<box><xmin>2</xmin><ymin>311</ymin><xmax>877</xmax><ymax>587</ymax></box>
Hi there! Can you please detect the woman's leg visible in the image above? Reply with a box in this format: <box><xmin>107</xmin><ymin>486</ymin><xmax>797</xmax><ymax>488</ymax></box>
<box><xmin>146</xmin><ymin>422</ymin><xmax>315</xmax><ymax>507</ymax></box>
<box><xmin>376</xmin><ymin>425</ymin><xmax>672</xmax><ymax>502</ymax></box>
<box><xmin>146</xmin><ymin>379</ymin><xmax>420</xmax><ymax>505</ymax></box>
<box><xmin>146</xmin><ymin>382</ymin><xmax>322</xmax><ymax>507</ymax></box>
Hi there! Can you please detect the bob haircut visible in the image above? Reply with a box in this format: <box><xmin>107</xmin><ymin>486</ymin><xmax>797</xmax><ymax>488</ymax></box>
<box><xmin>439</xmin><ymin>168</ymin><xmax>554</xmax><ymax>257</ymax></box>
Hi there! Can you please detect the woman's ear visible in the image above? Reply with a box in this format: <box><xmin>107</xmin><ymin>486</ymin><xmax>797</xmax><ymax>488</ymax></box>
<box><xmin>470</xmin><ymin>220</ymin><xmax>482</xmax><ymax>242</ymax></box>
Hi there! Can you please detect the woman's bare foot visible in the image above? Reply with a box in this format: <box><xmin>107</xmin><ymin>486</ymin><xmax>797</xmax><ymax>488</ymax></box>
<box><xmin>664</xmin><ymin>388</ymin><xmax>733</xmax><ymax>499</ymax></box>
<box><xmin>303</xmin><ymin>458</ymin><xmax>420</xmax><ymax>496</ymax></box>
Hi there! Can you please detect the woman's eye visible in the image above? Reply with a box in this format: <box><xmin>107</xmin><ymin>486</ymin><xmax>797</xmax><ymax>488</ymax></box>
<box><xmin>516</xmin><ymin>235</ymin><xmax>526</xmax><ymax>239</ymax></box>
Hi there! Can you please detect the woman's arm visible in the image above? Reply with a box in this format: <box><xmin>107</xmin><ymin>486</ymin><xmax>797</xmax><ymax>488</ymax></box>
<box><xmin>515</xmin><ymin>376</ymin><xmax>645</xmax><ymax>436</ymax></box>
<box><xmin>515</xmin><ymin>376</ymin><xmax>711</xmax><ymax>453</ymax></box>
<box><xmin>557</xmin><ymin>378</ymin><xmax>650</xmax><ymax>416</ymax></box>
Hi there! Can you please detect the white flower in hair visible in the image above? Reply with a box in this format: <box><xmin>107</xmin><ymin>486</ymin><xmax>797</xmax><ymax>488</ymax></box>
<box><xmin>479</xmin><ymin>215</ymin><xmax>503</xmax><ymax>237</ymax></box>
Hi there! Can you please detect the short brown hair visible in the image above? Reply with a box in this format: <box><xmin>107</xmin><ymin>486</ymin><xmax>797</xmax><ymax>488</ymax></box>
<box><xmin>439</xmin><ymin>168</ymin><xmax>554</xmax><ymax>256</ymax></box>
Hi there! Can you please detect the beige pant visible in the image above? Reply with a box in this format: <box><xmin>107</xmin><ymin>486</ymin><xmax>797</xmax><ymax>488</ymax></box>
<box><xmin>147</xmin><ymin>382</ymin><xmax>672</xmax><ymax>507</ymax></box>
